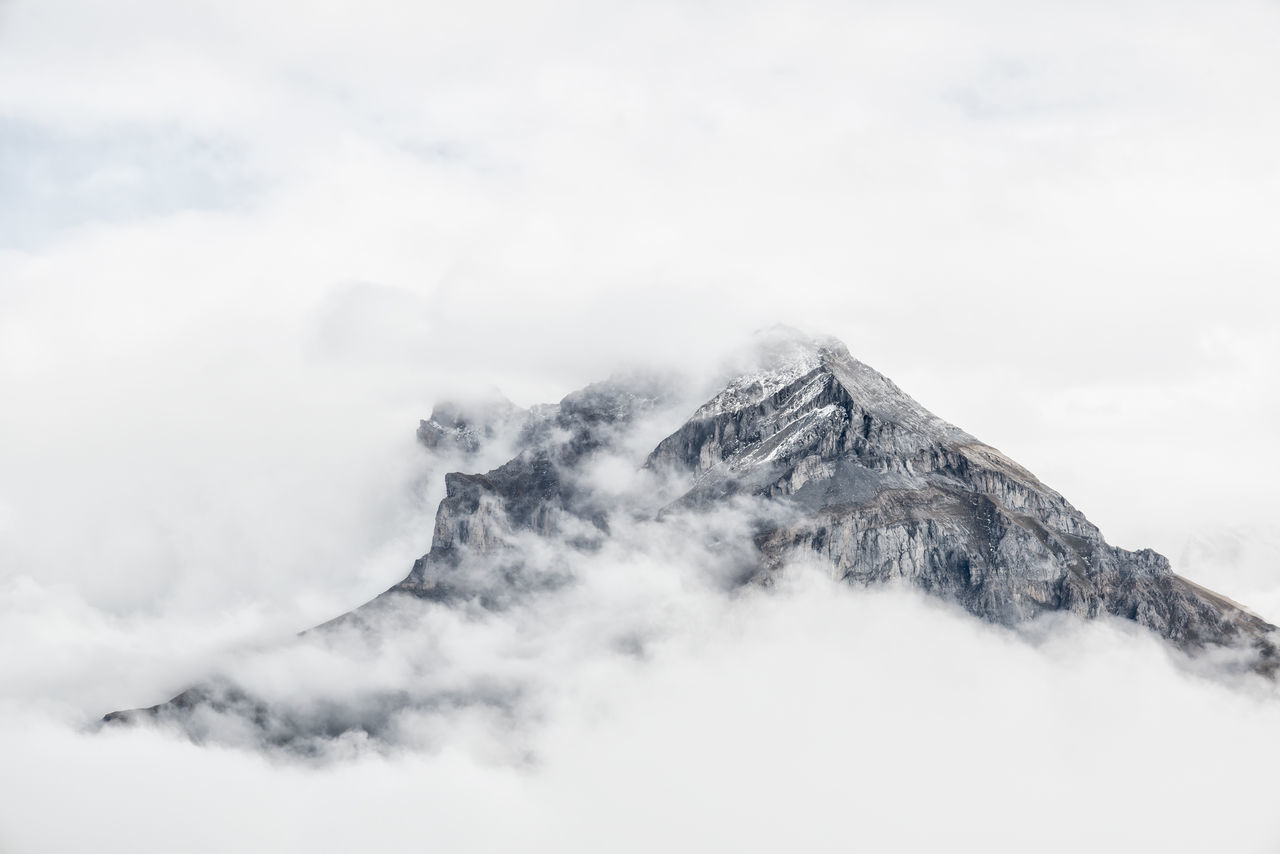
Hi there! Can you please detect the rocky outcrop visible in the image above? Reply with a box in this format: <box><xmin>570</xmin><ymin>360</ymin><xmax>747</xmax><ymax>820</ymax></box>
<box><xmin>645</xmin><ymin>332</ymin><xmax>1275</xmax><ymax>664</ymax></box>
<box><xmin>414</xmin><ymin>393</ymin><xmax>524</xmax><ymax>456</ymax></box>
<box><xmin>395</xmin><ymin>373</ymin><xmax>673</xmax><ymax>605</ymax></box>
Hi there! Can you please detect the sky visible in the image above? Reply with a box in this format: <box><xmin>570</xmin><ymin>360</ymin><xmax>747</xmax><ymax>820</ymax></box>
<box><xmin>1</xmin><ymin>0</ymin><xmax>1279</xmax><ymax>850</ymax></box>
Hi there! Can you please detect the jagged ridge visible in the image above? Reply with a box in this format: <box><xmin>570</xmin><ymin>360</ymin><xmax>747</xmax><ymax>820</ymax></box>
<box><xmin>106</xmin><ymin>329</ymin><xmax>1277</xmax><ymax>738</ymax></box>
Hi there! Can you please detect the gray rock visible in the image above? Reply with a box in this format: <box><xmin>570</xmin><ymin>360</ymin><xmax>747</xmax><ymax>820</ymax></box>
<box><xmin>415</xmin><ymin>392</ymin><xmax>524</xmax><ymax>456</ymax></box>
<box><xmin>647</xmin><ymin>331</ymin><xmax>1275</xmax><ymax>665</ymax></box>
<box><xmin>402</xmin><ymin>329</ymin><xmax>1275</xmax><ymax>665</ymax></box>
<box><xmin>396</xmin><ymin>373</ymin><xmax>673</xmax><ymax>605</ymax></box>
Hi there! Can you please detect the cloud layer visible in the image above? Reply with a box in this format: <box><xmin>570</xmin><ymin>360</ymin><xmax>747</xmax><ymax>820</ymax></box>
<box><xmin>2</xmin><ymin>0</ymin><xmax>1279</xmax><ymax>850</ymax></box>
<box><xmin>7</xmin><ymin>572</ymin><xmax>1280</xmax><ymax>853</ymax></box>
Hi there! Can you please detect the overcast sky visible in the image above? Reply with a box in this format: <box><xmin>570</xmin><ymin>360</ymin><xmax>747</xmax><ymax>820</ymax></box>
<box><xmin>2</xmin><ymin>1</ymin><xmax>1279</xmax><ymax>850</ymax></box>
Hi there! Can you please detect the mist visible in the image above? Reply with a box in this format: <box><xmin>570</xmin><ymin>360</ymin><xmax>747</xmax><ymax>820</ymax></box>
<box><xmin>2</xmin><ymin>0</ymin><xmax>1279</xmax><ymax>850</ymax></box>
<box><xmin>7</xmin><ymin>571</ymin><xmax>1280</xmax><ymax>852</ymax></box>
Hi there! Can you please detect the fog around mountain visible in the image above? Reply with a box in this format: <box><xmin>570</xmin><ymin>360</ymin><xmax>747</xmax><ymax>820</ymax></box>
<box><xmin>7</xmin><ymin>329</ymin><xmax>1280</xmax><ymax>852</ymax></box>
<box><xmin>2</xmin><ymin>0</ymin><xmax>1280</xmax><ymax>850</ymax></box>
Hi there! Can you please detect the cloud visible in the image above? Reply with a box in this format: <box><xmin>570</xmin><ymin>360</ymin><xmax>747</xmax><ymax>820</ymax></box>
<box><xmin>1</xmin><ymin>0</ymin><xmax>1279</xmax><ymax>850</ymax></box>
<box><xmin>5</xmin><ymin>572</ymin><xmax>1280</xmax><ymax>853</ymax></box>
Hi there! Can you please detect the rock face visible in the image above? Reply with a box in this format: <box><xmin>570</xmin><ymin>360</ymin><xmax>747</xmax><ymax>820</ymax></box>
<box><xmin>413</xmin><ymin>389</ymin><xmax>530</xmax><ymax>456</ymax></box>
<box><xmin>647</xmin><ymin>334</ymin><xmax>1275</xmax><ymax>656</ymax></box>
<box><xmin>394</xmin><ymin>373</ymin><xmax>675</xmax><ymax>607</ymax></box>
<box><xmin>396</xmin><ymin>329</ymin><xmax>1275</xmax><ymax>662</ymax></box>
<box><xmin>107</xmin><ymin>328</ymin><xmax>1277</xmax><ymax>735</ymax></box>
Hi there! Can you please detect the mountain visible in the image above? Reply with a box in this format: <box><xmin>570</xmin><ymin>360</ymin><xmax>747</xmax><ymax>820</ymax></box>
<box><xmin>105</xmin><ymin>328</ymin><xmax>1277</xmax><ymax>742</ymax></box>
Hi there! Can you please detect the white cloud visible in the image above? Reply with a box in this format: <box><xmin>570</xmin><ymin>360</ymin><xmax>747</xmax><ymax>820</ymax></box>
<box><xmin>1</xmin><ymin>0</ymin><xmax>1279</xmax><ymax>849</ymax></box>
<box><xmin>5</xmin><ymin>573</ymin><xmax>1280</xmax><ymax>853</ymax></box>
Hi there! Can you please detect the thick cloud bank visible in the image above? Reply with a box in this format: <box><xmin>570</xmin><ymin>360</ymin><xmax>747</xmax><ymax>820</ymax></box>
<box><xmin>6</xmin><ymin>573</ymin><xmax>1280</xmax><ymax>853</ymax></box>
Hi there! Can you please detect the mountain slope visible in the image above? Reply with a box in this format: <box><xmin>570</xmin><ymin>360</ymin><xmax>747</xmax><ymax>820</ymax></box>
<box><xmin>105</xmin><ymin>329</ymin><xmax>1277</xmax><ymax>741</ymax></box>
<box><xmin>648</xmin><ymin>333</ymin><xmax>1275</xmax><ymax>652</ymax></box>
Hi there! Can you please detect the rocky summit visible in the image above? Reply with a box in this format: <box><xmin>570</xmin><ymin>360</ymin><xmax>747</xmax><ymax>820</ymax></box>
<box><xmin>397</xmin><ymin>330</ymin><xmax>1275</xmax><ymax>656</ymax></box>
<box><xmin>106</xmin><ymin>328</ymin><xmax>1278</xmax><ymax>741</ymax></box>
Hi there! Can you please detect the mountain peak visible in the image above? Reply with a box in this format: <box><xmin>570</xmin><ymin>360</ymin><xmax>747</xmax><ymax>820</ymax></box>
<box><xmin>690</xmin><ymin>328</ymin><xmax>971</xmax><ymax>463</ymax></box>
<box><xmin>105</xmin><ymin>330</ymin><xmax>1279</xmax><ymax>747</ymax></box>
